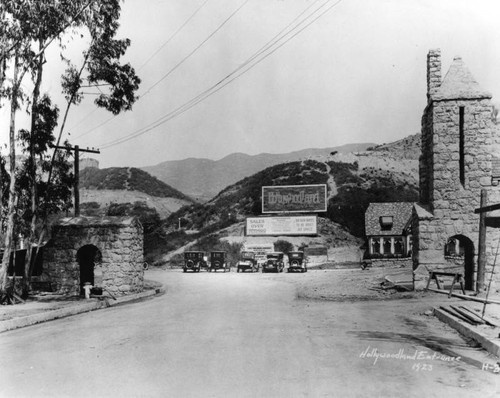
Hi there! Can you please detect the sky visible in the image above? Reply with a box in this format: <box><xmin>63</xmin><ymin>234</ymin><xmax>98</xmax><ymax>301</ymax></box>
<box><xmin>2</xmin><ymin>0</ymin><xmax>500</xmax><ymax>168</ymax></box>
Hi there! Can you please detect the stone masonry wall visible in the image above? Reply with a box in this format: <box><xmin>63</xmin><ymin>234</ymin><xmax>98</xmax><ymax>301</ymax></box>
<box><xmin>414</xmin><ymin>52</ymin><xmax>500</xmax><ymax>291</ymax></box>
<box><xmin>43</xmin><ymin>217</ymin><xmax>144</xmax><ymax>296</ymax></box>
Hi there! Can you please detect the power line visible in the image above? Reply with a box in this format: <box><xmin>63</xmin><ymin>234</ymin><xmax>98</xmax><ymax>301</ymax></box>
<box><xmin>99</xmin><ymin>0</ymin><xmax>338</xmax><ymax>149</ymax></box>
<box><xmin>139</xmin><ymin>0</ymin><xmax>250</xmax><ymax>99</ymax></box>
<box><xmin>98</xmin><ymin>0</ymin><xmax>333</xmax><ymax>148</ymax></box>
<box><xmin>71</xmin><ymin>0</ymin><xmax>247</xmax><ymax>141</ymax></box>
<box><xmin>69</xmin><ymin>0</ymin><xmax>210</xmax><ymax>139</ymax></box>
<box><xmin>98</xmin><ymin>0</ymin><xmax>344</xmax><ymax>150</ymax></box>
<box><xmin>137</xmin><ymin>0</ymin><xmax>210</xmax><ymax>72</ymax></box>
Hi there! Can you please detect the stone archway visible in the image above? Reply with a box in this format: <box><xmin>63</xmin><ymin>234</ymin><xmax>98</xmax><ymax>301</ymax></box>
<box><xmin>77</xmin><ymin>245</ymin><xmax>102</xmax><ymax>295</ymax></box>
<box><xmin>445</xmin><ymin>235</ymin><xmax>475</xmax><ymax>290</ymax></box>
<box><xmin>43</xmin><ymin>216</ymin><xmax>144</xmax><ymax>296</ymax></box>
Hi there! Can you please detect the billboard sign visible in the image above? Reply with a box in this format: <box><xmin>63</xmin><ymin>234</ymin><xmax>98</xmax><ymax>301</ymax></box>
<box><xmin>262</xmin><ymin>184</ymin><xmax>327</xmax><ymax>213</ymax></box>
<box><xmin>246</xmin><ymin>216</ymin><xmax>318</xmax><ymax>236</ymax></box>
<box><xmin>242</xmin><ymin>243</ymin><xmax>274</xmax><ymax>264</ymax></box>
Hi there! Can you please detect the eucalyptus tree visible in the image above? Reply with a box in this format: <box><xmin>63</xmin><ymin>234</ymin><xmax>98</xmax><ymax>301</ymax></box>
<box><xmin>0</xmin><ymin>0</ymin><xmax>140</xmax><ymax>299</ymax></box>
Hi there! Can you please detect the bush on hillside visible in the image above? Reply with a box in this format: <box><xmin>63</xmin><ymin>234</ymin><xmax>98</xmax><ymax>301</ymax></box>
<box><xmin>274</xmin><ymin>240</ymin><xmax>294</xmax><ymax>254</ymax></box>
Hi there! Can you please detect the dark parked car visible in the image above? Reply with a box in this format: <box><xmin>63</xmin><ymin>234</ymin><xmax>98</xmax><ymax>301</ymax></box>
<box><xmin>236</xmin><ymin>251</ymin><xmax>259</xmax><ymax>273</ymax></box>
<box><xmin>262</xmin><ymin>252</ymin><xmax>284</xmax><ymax>273</ymax></box>
<box><xmin>183</xmin><ymin>251</ymin><xmax>206</xmax><ymax>273</ymax></box>
<box><xmin>209</xmin><ymin>251</ymin><xmax>229</xmax><ymax>272</ymax></box>
<box><xmin>287</xmin><ymin>251</ymin><xmax>307</xmax><ymax>273</ymax></box>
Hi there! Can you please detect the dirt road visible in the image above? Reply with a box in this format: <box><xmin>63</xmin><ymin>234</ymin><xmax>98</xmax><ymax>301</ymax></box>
<box><xmin>0</xmin><ymin>269</ymin><xmax>498</xmax><ymax>397</ymax></box>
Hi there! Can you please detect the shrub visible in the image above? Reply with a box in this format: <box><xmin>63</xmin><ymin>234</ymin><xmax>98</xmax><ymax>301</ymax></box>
<box><xmin>274</xmin><ymin>240</ymin><xmax>294</xmax><ymax>254</ymax></box>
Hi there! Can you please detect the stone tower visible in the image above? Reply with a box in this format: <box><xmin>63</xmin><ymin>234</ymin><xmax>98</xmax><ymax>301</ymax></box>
<box><xmin>412</xmin><ymin>49</ymin><xmax>500</xmax><ymax>291</ymax></box>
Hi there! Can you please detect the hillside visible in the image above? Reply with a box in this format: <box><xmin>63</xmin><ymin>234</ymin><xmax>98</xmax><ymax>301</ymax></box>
<box><xmin>80</xmin><ymin>189</ymin><xmax>191</xmax><ymax>219</ymax></box>
<box><xmin>142</xmin><ymin>143</ymin><xmax>374</xmax><ymax>202</ymax></box>
<box><xmin>80</xmin><ymin>167</ymin><xmax>192</xmax><ymax>201</ymax></box>
<box><xmin>79</xmin><ymin>167</ymin><xmax>194</xmax><ymax>218</ymax></box>
<box><xmin>166</xmin><ymin>154</ymin><xmax>419</xmax><ymax>239</ymax></box>
<box><xmin>366</xmin><ymin>133</ymin><xmax>421</xmax><ymax>160</ymax></box>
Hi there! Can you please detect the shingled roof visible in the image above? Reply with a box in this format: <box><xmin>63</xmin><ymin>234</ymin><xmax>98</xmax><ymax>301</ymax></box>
<box><xmin>432</xmin><ymin>56</ymin><xmax>491</xmax><ymax>101</ymax></box>
<box><xmin>365</xmin><ymin>202</ymin><xmax>414</xmax><ymax>236</ymax></box>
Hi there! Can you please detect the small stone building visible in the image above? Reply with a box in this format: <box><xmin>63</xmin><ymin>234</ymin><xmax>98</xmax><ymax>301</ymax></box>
<box><xmin>365</xmin><ymin>202</ymin><xmax>413</xmax><ymax>263</ymax></box>
<box><xmin>412</xmin><ymin>49</ymin><xmax>500</xmax><ymax>291</ymax></box>
<box><xmin>42</xmin><ymin>216</ymin><xmax>144</xmax><ymax>296</ymax></box>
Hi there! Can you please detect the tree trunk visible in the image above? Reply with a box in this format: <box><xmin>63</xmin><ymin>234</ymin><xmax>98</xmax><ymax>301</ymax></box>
<box><xmin>0</xmin><ymin>54</ymin><xmax>20</xmax><ymax>295</ymax></box>
<box><xmin>21</xmin><ymin>42</ymin><xmax>45</xmax><ymax>298</ymax></box>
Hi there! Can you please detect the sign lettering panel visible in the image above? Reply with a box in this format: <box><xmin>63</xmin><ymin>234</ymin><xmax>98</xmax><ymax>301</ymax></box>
<box><xmin>262</xmin><ymin>184</ymin><xmax>327</xmax><ymax>213</ymax></box>
<box><xmin>246</xmin><ymin>216</ymin><xmax>317</xmax><ymax>236</ymax></box>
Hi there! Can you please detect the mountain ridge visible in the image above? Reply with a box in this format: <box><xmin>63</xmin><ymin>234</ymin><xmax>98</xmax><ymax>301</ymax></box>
<box><xmin>142</xmin><ymin>142</ymin><xmax>375</xmax><ymax>202</ymax></box>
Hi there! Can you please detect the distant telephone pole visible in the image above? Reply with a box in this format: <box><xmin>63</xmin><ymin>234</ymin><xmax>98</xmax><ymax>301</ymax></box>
<box><xmin>53</xmin><ymin>144</ymin><xmax>100</xmax><ymax>216</ymax></box>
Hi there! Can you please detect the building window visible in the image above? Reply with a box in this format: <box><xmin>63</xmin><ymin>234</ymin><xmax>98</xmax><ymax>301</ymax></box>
<box><xmin>394</xmin><ymin>238</ymin><xmax>404</xmax><ymax>255</ymax></box>
<box><xmin>379</xmin><ymin>216</ymin><xmax>393</xmax><ymax>231</ymax></box>
<box><xmin>459</xmin><ymin>106</ymin><xmax>465</xmax><ymax>186</ymax></box>
<box><xmin>383</xmin><ymin>238</ymin><xmax>392</xmax><ymax>254</ymax></box>
<box><xmin>445</xmin><ymin>237</ymin><xmax>464</xmax><ymax>257</ymax></box>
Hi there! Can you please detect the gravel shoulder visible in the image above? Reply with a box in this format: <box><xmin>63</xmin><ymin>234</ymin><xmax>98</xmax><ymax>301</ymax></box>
<box><xmin>263</xmin><ymin>266</ymin><xmax>417</xmax><ymax>301</ymax></box>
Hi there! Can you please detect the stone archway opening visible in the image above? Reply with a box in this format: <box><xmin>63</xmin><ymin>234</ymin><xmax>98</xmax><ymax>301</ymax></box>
<box><xmin>444</xmin><ymin>235</ymin><xmax>475</xmax><ymax>290</ymax></box>
<box><xmin>77</xmin><ymin>245</ymin><xmax>102</xmax><ymax>296</ymax></box>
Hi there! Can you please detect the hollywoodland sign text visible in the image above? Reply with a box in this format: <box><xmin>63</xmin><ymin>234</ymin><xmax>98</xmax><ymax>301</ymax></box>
<box><xmin>262</xmin><ymin>184</ymin><xmax>327</xmax><ymax>213</ymax></box>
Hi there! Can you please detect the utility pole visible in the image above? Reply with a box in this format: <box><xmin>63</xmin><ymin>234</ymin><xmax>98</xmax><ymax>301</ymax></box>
<box><xmin>53</xmin><ymin>145</ymin><xmax>100</xmax><ymax>217</ymax></box>
<box><xmin>477</xmin><ymin>189</ymin><xmax>487</xmax><ymax>292</ymax></box>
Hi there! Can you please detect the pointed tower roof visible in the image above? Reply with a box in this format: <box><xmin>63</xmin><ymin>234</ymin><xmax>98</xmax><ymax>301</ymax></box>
<box><xmin>432</xmin><ymin>56</ymin><xmax>491</xmax><ymax>101</ymax></box>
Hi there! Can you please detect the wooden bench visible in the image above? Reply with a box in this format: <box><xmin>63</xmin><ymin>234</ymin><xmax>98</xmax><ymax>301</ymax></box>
<box><xmin>425</xmin><ymin>271</ymin><xmax>465</xmax><ymax>297</ymax></box>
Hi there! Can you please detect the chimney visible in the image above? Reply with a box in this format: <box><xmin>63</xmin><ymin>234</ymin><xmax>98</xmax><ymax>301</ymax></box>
<box><xmin>427</xmin><ymin>49</ymin><xmax>441</xmax><ymax>101</ymax></box>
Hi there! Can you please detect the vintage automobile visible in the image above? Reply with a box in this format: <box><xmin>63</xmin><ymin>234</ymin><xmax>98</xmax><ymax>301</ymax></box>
<box><xmin>287</xmin><ymin>251</ymin><xmax>307</xmax><ymax>273</ymax></box>
<box><xmin>262</xmin><ymin>252</ymin><xmax>285</xmax><ymax>273</ymax></box>
<box><xmin>209</xmin><ymin>251</ymin><xmax>230</xmax><ymax>272</ymax></box>
<box><xmin>183</xmin><ymin>251</ymin><xmax>207</xmax><ymax>273</ymax></box>
<box><xmin>236</xmin><ymin>251</ymin><xmax>259</xmax><ymax>273</ymax></box>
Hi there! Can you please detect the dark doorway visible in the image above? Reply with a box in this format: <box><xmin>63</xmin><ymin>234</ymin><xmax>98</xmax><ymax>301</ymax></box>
<box><xmin>445</xmin><ymin>235</ymin><xmax>475</xmax><ymax>290</ymax></box>
<box><xmin>77</xmin><ymin>245</ymin><xmax>101</xmax><ymax>295</ymax></box>
<box><xmin>463</xmin><ymin>237</ymin><xmax>475</xmax><ymax>291</ymax></box>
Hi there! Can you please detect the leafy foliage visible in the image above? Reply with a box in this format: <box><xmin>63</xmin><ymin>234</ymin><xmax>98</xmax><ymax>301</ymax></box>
<box><xmin>0</xmin><ymin>0</ymin><xmax>142</xmax><ymax>296</ymax></box>
<box><xmin>274</xmin><ymin>240</ymin><xmax>294</xmax><ymax>254</ymax></box>
<box><xmin>15</xmin><ymin>95</ymin><xmax>74</xmax><ymax>236</ymax></box>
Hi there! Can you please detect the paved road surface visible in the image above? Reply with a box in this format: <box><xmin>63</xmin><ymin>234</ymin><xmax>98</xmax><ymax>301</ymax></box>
<box><xmin>0</xmin><ymin>270</ymin><xmax>498</xmax><ymax>397</ymax></box>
